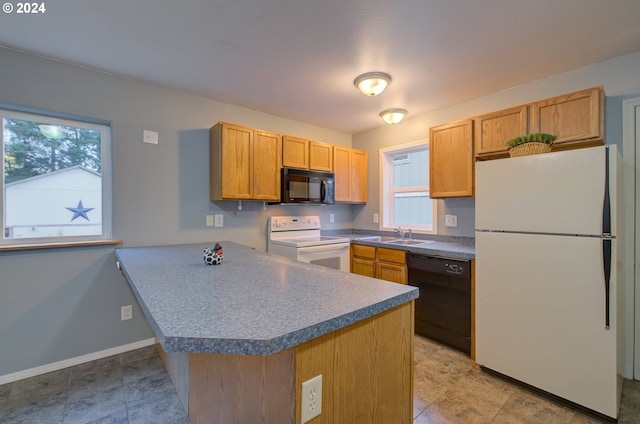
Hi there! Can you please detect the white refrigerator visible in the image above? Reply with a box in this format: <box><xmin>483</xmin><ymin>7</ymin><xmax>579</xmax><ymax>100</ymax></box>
<box><xmin>475</xmin><ymin>145</ymin><xmax>623</xmax><ymax>419</ymax></box>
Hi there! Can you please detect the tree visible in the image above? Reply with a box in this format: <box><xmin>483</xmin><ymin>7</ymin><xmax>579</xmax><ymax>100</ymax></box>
<box><xmin>3</xmin><ymin>118</ymin><xmax>102</xmax><ymax>184</ymax></box>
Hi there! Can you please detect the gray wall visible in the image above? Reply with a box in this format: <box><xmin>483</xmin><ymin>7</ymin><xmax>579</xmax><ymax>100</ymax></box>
<box><xmin>0</xmin><ymin>47</ymin><xmax>352</xmax><ymax>376</ymax></box>
<box><xmin>352</xmin><ymin>50</ymin><xmax>640</xmax><ymax>238</ymax></box>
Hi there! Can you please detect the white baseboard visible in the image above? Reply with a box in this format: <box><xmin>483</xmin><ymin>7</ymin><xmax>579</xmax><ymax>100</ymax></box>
<box><xmin>0</xmin><ymin>338</ymin><xmax>157</xmax><ymax>385</ymax></box>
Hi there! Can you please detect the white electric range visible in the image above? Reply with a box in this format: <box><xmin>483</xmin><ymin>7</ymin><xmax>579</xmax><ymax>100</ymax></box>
<box><xmin>267</xmin><ymin>215</ymin><xmax>350</xmax><ymax>272</ymax></box>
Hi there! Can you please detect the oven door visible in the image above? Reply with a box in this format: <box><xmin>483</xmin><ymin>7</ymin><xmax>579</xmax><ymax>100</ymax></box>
<box><xmin>296</xmin><ymin>242</ymin><xmax>350</xmax><ymax>272</ymax></box>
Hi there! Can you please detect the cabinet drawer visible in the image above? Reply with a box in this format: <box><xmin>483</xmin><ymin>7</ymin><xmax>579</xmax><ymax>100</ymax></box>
<box><xmin>352</xmin><ymin>244</ymin><xmax>376</xmax><ymax>259</ymax></box>
<box><xmin>377</xmin><ymin>248</ymin><xmax>406</xmax><ymax>264</ymax></box>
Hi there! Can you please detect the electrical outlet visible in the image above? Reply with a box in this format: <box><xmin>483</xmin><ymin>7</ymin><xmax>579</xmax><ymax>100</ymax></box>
<box><xmin>329</xmin><ymin>213</ymin><xmax>335</xmax><ymax>223</ymax></box>
<box><xmin>445</xmin><ymin>214</ymin><xmax>458</xmax><ymax>227</ymax></box>
<box><xmin>214</xmin><ymin>214</ymin><xmax>223</xmax><ymax>227</ymax></box>
<box><xmin>301</xmin><ymin>374</ymin><xmax>322</xmax><ymax>423</ymax></box>
<box><xmin>121</xmin><ymin>305</ymin><xmax>132</xmax><ymax>321</ymax></box>
<box><xmin>373</xmin><ymin>213</ymin><xmax>379</xmax><ymax>224</ymax></box>
<box><xmin>206</xmin><ymin>215</ymin><xmax>214</xmax><ymax>227</ymax></box>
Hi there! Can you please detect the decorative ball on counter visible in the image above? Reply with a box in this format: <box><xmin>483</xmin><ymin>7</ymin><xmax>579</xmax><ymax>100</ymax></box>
<box><xmin>203</xmin><ymin>243</ymin><xmax>224</xmax><ymax>265</ymax></box>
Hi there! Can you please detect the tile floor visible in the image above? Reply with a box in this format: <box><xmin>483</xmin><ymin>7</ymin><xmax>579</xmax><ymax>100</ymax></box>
<box><xmin>0</xmin><ymin>345</ymin><xmax>188</xmax><ymax>424</ymax></box>
<box><xmin>412</xmin><ymin>336</ymin><xmax>640</xmax><ymax>424</ymax></box>
<box><xmin>1</xmin><ymin>336</ymin><xmax>639</xmax><ymax>423</ymax></box>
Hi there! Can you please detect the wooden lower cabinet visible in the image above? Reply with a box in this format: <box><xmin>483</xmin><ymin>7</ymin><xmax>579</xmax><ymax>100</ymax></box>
<box><xmin>158</xmin><ymin>302</ymin><xmax>414</xmax><ymax>424</ymax></box>
<box><xmin>351</xmin><ymin>257</ymin><xmax>375</xmax><ymax>277</ymax></box>
<box><xmin>377</xmin><ymin>262</ymin><xmax>407</xmax><ymax>284</ymax></box>
<box><xmin>351</xmin><ymin>244</ymin><xmax>407</xmax><ymax>284</ymax></box>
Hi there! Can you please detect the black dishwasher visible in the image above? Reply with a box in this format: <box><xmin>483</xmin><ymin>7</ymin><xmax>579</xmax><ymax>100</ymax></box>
<box><xmin>407</xmin><ymin>253</ymin><xmax>471</xmax><ymax>354</ymax></box>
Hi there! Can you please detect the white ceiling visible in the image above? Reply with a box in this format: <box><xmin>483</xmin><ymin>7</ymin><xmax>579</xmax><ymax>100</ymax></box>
<box><xmin>1</xmin><ymin>0</ymin><xmax>640</xmax><ymax>134</ymax></box>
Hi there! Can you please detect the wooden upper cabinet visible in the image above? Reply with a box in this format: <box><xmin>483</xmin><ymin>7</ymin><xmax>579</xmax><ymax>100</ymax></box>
<box><xmin>332</xmin><ymin>147</ymin><xmax>367</xmax><ymax>203</ymax></box>
<box><xmin>211</xmin><ymin>122</ymin><xmax>252</xmax><ymax>200</ymax></box>
<box><xmin>350</xmin><ymin>149</ymin><xmax>368</xmax><ymax>203</ymax></box>
<box><xmin>474</xmin><ymin>86</ymin><xmax>604</xmax><ymax>160</ymax></box>
<box><xmin>530</xmin><ymin>87</ymin><xmax>603</xmax><ymax>145</ymax></box>
<box><xmin>210</xmin><ymin>122</ymin><xmax>281</xmax><ymax>201</ymax></box>
<box><xmin>252</xmin><ymin>130</ymin><xmax>282</xmax><ymax>200</ymax></box>
<box><xmin>475</xmin><ymin>106</ymin><xmax>528</xmax><ymax>156</ymax></box>
<box><xmin>282</xmin><ymin>135</ymin><xmax>309</xmax><ymax>169</ymax></box>
<box><xmin>283</xmin><ymin>137</ymin><xmax>334</xmax><ymax>171</ymax></box>
<box><xmin>309</xmin><ymin>141</ymin><xmax>333</xmax><ymax>171</ymax></box>
<box><xmin>429</xmin><ymin>119</ymin><xmax>474</xmax><ymax>198</ymax></box>
<box><xmin>333</xmin><ymin>146</ymin><xmax>352</xmax><ymax>202</ymax></box>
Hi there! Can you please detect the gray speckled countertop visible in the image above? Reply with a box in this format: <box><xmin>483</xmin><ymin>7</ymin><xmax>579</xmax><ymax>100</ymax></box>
<box><xmin>115</xmin><ymin>242</ymin><xmax>418</xmax><ymax>356</ymax></box>
<box><xmin>329</xmin><ymin>231</ymin><xmax>475</xmax><ymax>260</ymax></box>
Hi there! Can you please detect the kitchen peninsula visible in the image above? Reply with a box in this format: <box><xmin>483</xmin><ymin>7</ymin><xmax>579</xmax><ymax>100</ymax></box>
<box><xmin>115</xmin><ymin>242</ymin><xmax>418</xmax><ymax>424</ymax></box>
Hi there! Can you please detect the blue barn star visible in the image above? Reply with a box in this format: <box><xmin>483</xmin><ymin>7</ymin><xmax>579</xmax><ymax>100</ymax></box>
<box><xmin>65</xmin><ymin>200</ymin><xmax>94</xmax><ymax>221</ymax></box>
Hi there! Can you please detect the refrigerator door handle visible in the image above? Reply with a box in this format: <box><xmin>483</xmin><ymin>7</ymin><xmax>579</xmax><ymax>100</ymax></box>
<box><xmin>602</xmin><ymin>238</ymin><xmax>612</xmax><ymax>329</ymax></box>
<box><xmin>602</xmin><ymin>147</ymin><xmax>611</xmax><ymax>236</ymax></box>
<box><xmin>602</xmin><ymin>147</ymin><xmax>612</xmax><ymax>329</ymax></box>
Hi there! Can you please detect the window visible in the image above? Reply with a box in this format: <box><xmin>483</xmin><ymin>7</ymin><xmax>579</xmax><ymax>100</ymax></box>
<box><xmin>379</xmin><ymin>140</ymin><xmax>436</xmax><ymax>233</ymax></box>
<box><xmin>1</xmin><ymin>108</ymin><xmax>111</xmax><ymax>245</ymax></box>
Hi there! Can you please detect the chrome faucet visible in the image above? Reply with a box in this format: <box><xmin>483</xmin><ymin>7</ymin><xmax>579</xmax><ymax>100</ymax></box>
<box><xmin>395</xmin><ymin>227</ymin><xmax>413</xmax><ymax>240</ymax></box>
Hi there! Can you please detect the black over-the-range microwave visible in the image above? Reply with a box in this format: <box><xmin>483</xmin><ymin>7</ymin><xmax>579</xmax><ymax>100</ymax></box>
<box><xmin>278</xmin><ymin>167</ymin><xmax>335</xmax><ymax>205</ymax></box>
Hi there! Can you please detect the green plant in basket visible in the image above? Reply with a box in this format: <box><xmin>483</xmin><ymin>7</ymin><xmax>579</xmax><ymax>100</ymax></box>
<box><xmin>506</xmin><ymin>133</ymin><xmax>557</xmax><ymax>149</ymax></box>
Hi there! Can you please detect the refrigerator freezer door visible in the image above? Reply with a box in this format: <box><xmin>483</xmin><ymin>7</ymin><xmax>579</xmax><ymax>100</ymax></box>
<box><xmin>476</xmin><ymin>146</ymin><xmax>616</xmax><ymax>237</ymax></box>
<box><xmin>475</xmin><ymin>231</ymin><xmax>619</xmax><ymax>418</ymax></box>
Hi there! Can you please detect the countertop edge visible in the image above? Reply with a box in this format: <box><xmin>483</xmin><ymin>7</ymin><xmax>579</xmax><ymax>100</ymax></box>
<box><xmin>159</xmin><ymin>290</ymin><xmax>418</xmax><ymax>355</ymax></box>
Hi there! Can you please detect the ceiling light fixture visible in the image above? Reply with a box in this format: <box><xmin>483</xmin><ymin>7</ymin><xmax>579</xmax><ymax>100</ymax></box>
<box><xmin>379</xmin><ymin>108</ymin><xmax>408</xmax><ymax>125</ymax></box>
<box><xmin>353</xmin><ymin>72</ymin><xmax>391</xmax><ymax>96</ymax></box>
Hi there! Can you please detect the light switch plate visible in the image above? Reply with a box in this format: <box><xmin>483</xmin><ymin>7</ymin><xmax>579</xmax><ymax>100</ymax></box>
<box><xmin>143</xmin><ymin>130</ymin><xmax>158</xmax><ymax>145</ymax></box>
<box><xmin>214</xmin><ymin>214</ymin><xmax>223</xmax><ymax>227</ymax></box>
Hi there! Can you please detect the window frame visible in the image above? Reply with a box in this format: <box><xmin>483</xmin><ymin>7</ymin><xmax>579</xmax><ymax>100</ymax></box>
<box><xmin>379</xmin><ymin>139</ymin><xmax>437</xmax><ymax>234</ymax></box>
<box><xmin>1</xmin><ymin>107</ymin><xmax>112</xmax><ymax>247</ymax></box>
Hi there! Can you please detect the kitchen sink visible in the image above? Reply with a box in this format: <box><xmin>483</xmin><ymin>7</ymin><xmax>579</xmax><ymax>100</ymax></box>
<box><xmin>355</xmin><ymin>236</ymin><xmax>397</xmax><ymax>242</ymax></box>
<box><xmin>384</xmin><ymin>239</ymin><xmax>432</xmax><ymax>246</ymax></box>
<box><xmin>355</xmin><ymin>236</ymin><xmax>436</xmax><ymax>246</ymax></box>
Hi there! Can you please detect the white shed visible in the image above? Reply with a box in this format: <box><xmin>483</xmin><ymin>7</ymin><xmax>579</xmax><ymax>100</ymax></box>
<box><xmin>4</xmin><ymin>166</ymin><xmax>102</xmax><ymax>239</ymax></box>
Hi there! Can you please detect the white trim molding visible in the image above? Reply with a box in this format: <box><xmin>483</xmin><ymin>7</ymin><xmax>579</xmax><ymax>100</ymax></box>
<box><xmin>0</xmin><ymin>338</ymin><xmax>156</xmax><ymax>385</ymax></box>
<box><xmin>622</xmin><ymin>96</ymin><xmax>640</xmax><ymax>380</ymax></box>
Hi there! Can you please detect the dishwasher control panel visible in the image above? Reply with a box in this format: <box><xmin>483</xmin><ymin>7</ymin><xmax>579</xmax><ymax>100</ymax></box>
<box><xmin>445</xmin><ymin>262</ymin><xmax>465</xmax><ymax>274</ymax></box>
